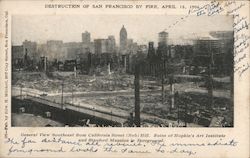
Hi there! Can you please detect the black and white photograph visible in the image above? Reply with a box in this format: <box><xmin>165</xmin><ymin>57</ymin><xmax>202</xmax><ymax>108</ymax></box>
<box><xmin>11</xmin><ymin>15</ymin><xmax>234</xmax><ymax>127</ymax></box>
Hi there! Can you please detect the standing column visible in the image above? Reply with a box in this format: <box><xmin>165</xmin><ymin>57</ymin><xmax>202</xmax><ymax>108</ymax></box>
<box><xmin>108</xmin><ymin>63</ymin><xmax>111</xmax><ymax>75</ymax></box>
<box><xmin>207</xmin><ymin>42</ymin><xmax>214</xmax><ymax>110</ymax></box>
<box><xmin>175</xmin><ymin>92</ymin><xmax>179</xmax><ymax>124</ymax></box>
<box><xmin>124</xmin><ymin>55</ymin><xmax>127</xmax><ymax>73</ymax></box>
<box><xmin>230</xmin><ymin>66</ymin><xmax>234</xmax><ymax>127</ymax></box>
<box><xmin>170</xmin><ymin>75</ymin><xmax>175</xmax><ymax>109</ymax></box>
<box><xmin>207</xmin><ymin>63</ymin><xmax>213</xmax><ymax>110</ymax></box>
<box><xmin>44</xmin><ymin>57</ymin><xmax>47</xmax><ymax>72</ymax></box>
<box><xmin>134</xmin><ymin>64</ymin><xmax>140</xmax><ymax>127</ymax></box>
<box><xmin>161</xmin><ymin>61</ymin><xmax>165</xmax><ymax>103</ymax></box>
<box><xmin>171</xmin><ymin>83</ymin><xmax>175</xmax><ymax>109</ymax></box>
<box><xmin>61</xmin><ymin>80</ymin><xmax>64</xmax><ymax>109</ymax></box>
<box><xmin>74</xmin><ymin>66</ymin><xmax>77</xmax><ymax>78</ymax></box>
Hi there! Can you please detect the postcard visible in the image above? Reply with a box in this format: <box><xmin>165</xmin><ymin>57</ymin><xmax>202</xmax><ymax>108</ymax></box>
<box><xmin>0</xmin><ymin>0</ymin><xmax>249</xmax><ymax>157</ymax></box>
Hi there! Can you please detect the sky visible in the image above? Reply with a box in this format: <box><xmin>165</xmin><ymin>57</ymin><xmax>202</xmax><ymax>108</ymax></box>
<box><xmin>12</xmin><ymin>15</ymin><xmax>233</xmax><ymax>45</ymax></box>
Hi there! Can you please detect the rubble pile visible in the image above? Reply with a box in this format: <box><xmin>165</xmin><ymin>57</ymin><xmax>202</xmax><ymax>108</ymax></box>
<box><xmin>12</xmin><ymin>72</ymin><xmax>136</xmax><ymax>92</ymax></box>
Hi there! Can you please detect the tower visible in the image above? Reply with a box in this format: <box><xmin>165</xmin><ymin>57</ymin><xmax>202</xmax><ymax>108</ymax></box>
<box><xmin>158</xmin><ymin>31</ymin><xmax>168</xmax><ymax>46</ymax></box>
<box><xmin>147</xmin><ymin>42</ymin><xmax>156</xmax><ymax>60</ymax></box>
<box><xmin>120</xmin><ymin>25</ymin><xmax>127</xmax><ymax>53</ymax></box>
<box><xmin>107</xmin><ymin>35</ymin><xmax>116</xmax><ymax>53</ymax></box>
<box><xmin>157</xmin><ymin>31</ymin><xmax>169</xmax><ymax>59</ymax></box>
<box><xmin>82</xmin><ymin>31</ymin><xmax>91</xmax><ymax>44</ymax></box>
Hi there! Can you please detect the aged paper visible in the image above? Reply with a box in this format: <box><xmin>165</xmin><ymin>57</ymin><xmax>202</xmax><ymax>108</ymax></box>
<box><xmin>0</xmin><ymin>0</ymin><xmax>249</xmax><ymax>157</ymax></box>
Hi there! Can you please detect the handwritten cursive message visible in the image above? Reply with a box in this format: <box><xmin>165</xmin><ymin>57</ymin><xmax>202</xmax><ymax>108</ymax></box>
<box><xmin>4</xmin><ymin>133</ymin><xmax>238</xmax><ymax>156</ymax></box>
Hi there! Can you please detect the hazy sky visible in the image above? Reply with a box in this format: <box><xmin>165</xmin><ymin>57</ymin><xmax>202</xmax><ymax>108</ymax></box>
<box><xmin>12</xmin><ymin>15</ymin><xmax>233</xmax><ymax>45</ymax></box>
